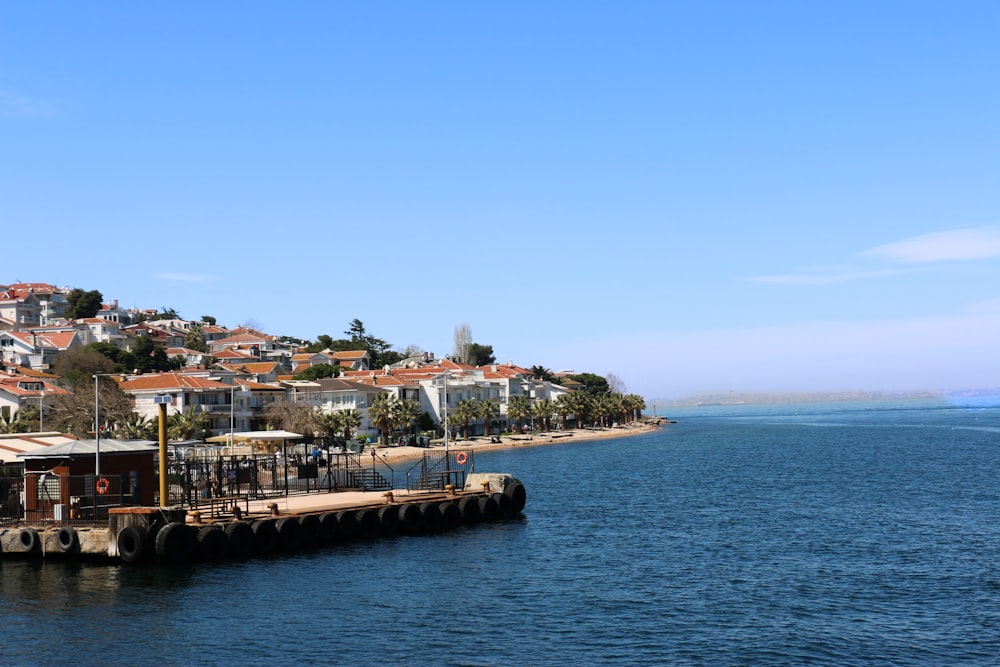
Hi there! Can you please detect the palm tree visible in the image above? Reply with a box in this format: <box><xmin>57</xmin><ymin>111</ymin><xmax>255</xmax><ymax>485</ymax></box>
<box><xmin>622</xmin><ymin>394</ymin><xmax>646</xmax><ymax>423</ymax></box>
<box><xmin>168</xmin><ymin>406</ymin><xmax>208</xmax><ymax>441</ymax></box>
<box><xmin>477</xmin><ymin>399</ymin><xmax>500</xmax><ymax>436</ymax></box>
<box><xmin>506</xmin><ymin>395</ymin><xmax>531</xmax><ymax>432</ymax></box>
<box><xmin>567</xmin><ymin>391</ymin><xmax>592</xmax><ymax>429</ymax></box>
<box><xmin>396</xmin><ymin>399</ymin><xmax>421</xmax><ymax>438</ymax></box>
<box><xmin>554</xmin><ymin>395</ymin><xmax>572</xmax><ymax>430</ymax></box>
<box><xmin>115</xmin><ymin>412</ymin><xmax>156</xmax><ymax>440</ymax></box>
<box><xmin>592</xmin><ymin>394</ymin><xmax>615</xmax><ymax>427</ymax></box>
<box><xmin>531</xmin><ymin>398</ymin><xmax>554</xmax><ymax>432</ymax></box>
<box><xmin>369</xmin><ymin>393</ymin><xmax>401</xmax><ymax>446</ymax></box>
<box><xmin>454</xmin><ymin>398</ymin><xmax>479</xmax><ymax>438</ymax></box>
<box><xmin>337</xmin><ymin>408</ymin><xmax>362</xmax><ymax>441</ymax></box>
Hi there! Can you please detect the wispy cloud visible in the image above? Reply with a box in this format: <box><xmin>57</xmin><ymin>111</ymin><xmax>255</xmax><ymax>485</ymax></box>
<box><xmin>747</xmin><ymin>226</ymin><xmax>1000</xmax><ymax>285</ymax></box>
<box><xmin>859</xmin><ymin>226</ymin><xmax>1000</xmax><ymax>264</ymax></box>
<box><xmin>153</xmin><ymin>273</ymin><xmax>215</xmax><ymax>283</ymax></box>
<box><xmin>746</xmin><ymin>268</ymin><xmax>908</xmax><ymax>286</ymax></box>
<box><xmin>0</xmin><ymin>89</ymin><xmax>54</xmax><ymax>117</ymax></box>
<box><xmin>965</xmin><ymin>296</ymin><xmax>1000</xmax><ymax>314</ymax></box>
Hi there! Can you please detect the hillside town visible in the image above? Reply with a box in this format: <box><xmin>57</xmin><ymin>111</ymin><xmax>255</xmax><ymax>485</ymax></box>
<box><xmin>0</xmin><ymin>282</ymin><xmax>648</xmax><ymax>460</ymax></box>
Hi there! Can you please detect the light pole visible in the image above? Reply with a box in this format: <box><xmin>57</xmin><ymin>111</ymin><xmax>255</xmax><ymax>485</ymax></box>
<box><xmin>94</xmin><ymin>374</ymin><xmax>103</xmax><ymax>480</ymax></box>
<box><xmin>230</xmin><ymin>384</ymin><xmax>236</xmax><ymax>459</ymax></box>
<box><xmin>38</xmin><ymin>389</ymin><xmax>44</xmax><ymax>431</ymax></box>
<box><xmin>442</xmin><ymin>371</ymin><xmax>450</xmax><ymax>469</ymax></box>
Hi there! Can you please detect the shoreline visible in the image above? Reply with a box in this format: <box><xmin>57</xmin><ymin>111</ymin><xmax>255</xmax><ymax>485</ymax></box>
<box><xmin>370</xmin><ymin>420</ymin><xmax>667</xmax><ymax>466</ymax></box>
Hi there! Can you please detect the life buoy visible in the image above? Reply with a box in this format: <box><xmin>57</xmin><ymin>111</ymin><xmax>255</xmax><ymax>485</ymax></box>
<box><xmin>96</xmin><ymin>477</ymin><xmax>110</xmax><ymax>495</ymax></box>
<box><xmin>455</xmin><ymin>451</ymin><xmax>468</xmax><ymax>465</ymax></box>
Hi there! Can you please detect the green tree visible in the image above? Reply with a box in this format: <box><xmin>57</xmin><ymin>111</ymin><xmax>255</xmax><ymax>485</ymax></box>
<box><xmin>477</xmin><ymin>399</ymin><xmax>500</xmax><ymax>436</ymax></box>
<box><xmin>201</xmin><ymin>315</ymin><xmax>217</xmax><ymax>325</ymax></box>
<box><xmin>396</xmin><ymin>399</ymin><xmax>421</xmax><ymax>436</ymax></box>
<box><xmin>293</xmin><ymin>364</ymin><xmax>341</xmax><ymax>381</ymax></box>
<box><xmin>531</xmin><ymin>398</ymin><xmax>554</xmax><ymax>432</ymax></box>
<box><xmin>369</xmin><ymin>393</ymin><xmax>401</xmax><ymax>446</ymax></box>
<box><xmin>115</xmin><ymin>412</ymin><xmax>156</xmax><ymax>440</ymax></box>
<box><xmin>336</xmin><ymin>409</ymin><xmax>362</xmax><ymax>441</ymax></box>
<box><xmin>65</xmin><ymin>288</ymin><xmax>104</xmax><ymax>320</ymax></box>
<box><xmin>185</xmin><ymin>325</ymin><xmax>209</xmax><ymax>353</ymax></box>
<box><xmin>566</xmin><ymin>391</ymin><xmax>593</xmax><ymax>429</ymax></box>
<box><xmin>467</xmin><ymin>343</ymin><xmax>496</xmax><ymax>366</ymax></box>
<box><xmin>304</xmin><ymin>335</ymin><xmax>336</xmax><ymax>353</ymax></box>
<box><xmin>506</xmin><ymin>395</ymin><xmax>531</xmax><ymax>432</ymax></box>
<box><xmin>168</xmin><ymin>406</ymin><xmax>208</xmax><ymax>441</ymax></box>
<box><xmin>565</xmin><ymin>372</ymin><xmax>610</xmax><ymax>396</ymax></box>
<box><xmin>130</xmin><ymin>336</ymin><xmax>177</xmax><ymax>373</ymax></box>
<box><xmin>530</xmin><ymin>366</ymin><xmax>555</xmax><ymax>382</ymax></box>
<box><xmin>453</xmin><ymin>398</ymin><xmax>480</xmax><ymax>438</ymax></box>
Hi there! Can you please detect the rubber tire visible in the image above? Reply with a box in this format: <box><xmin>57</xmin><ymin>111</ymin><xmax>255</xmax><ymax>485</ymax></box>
<box><xmin>196</xmin><ymin>526</ymin><xmax>230</xmax><ymax>562</ymax></box>
<box><xmin>419</xmin><ymin>502</ymin><xmax>443</xmax><ymax>533</ymax></box>
<box><xmin>378</xmin><ymin>505</ymin><xmax>399</xmax><ymax>536</ymax></box>
<box><xmin>504</xmin><ymin>478</ymin><xmax>527</xmax><ymax>514</ymax></box>
<box><xmin>225</xmin><ymin>521</ymin><xmax>255</xmax><ymax>560</ymax></box>
<box><xmin>319</xmin><ymin>513</ymin><xmax>339</xmax><ymax>544</ymax></box>
<box><xmin>355</xmin><ymin>508</ymin><xmax>380</xmax><ymax>539</ymax></box>
<box><xmin>117</xmin><ymin>525</ymin><xmax>148</xmax><ymax>563</ymax></box>
<box><xmin>336</xmin><ymin>510</ymin><xmax>358</xmax><ymax>541</ymax></box>
<box><xmin>18</xmin><ymin>527</ymin><xmax>40</xmax><ymax>554</ymax></box>
<box><xmin>492</xmin><ymin>492</ymin><xmax>513</xmax><ymax>519</ymax></box>
<box><xmin>252</xmin><ymin>520</ymin><xmax>279</xmax><ymax>555</ymax></box>
<box><xmin>57</xmin><ymin>526</ymin><xmax>80</xmax><ymax>553</ymax></box>
<box><xmin>298</xmin><ymin>514</ymin><xmax>322</xmax><ymax>547</ymax></box>
<box><xmin>397</xmin><ymin>503</ymin><xmax>422</xmax><ymax>534</ymax></box>
<box><xmin>155</xmin><ymin>521</ymin><xmax>195</xmax><ymax>564</ymax></box>
<box><xmin>275</xmin><ymin>517</ymin><xmax>302</xmax><ymax>551</ymax></box>
<box><xmin>438</xmin><ymin>500</ymin><xmax>462</xmax><ymax>529</ymax></box>
<box><xmin>478</xmin><ymin>494</ymin><xmax>501</xmax><ymax>522</ymax></box>
<box><xmin>458</xmin><ymin>495</ymin><xmax>481</xmax><ymax>523</ymax></box>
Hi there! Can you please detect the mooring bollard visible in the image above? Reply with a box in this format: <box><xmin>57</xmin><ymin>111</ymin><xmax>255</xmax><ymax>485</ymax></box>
<box><xmin>383</xmin><ymin>491</ymin><xmax>394</xmax><ymax>504</ymax></box>
<box><xmin>190</xmin><ymin>510</ymin><xmax>202</xmax><ymax>524</ymax></box>
<box><xmin>445</xmin><ymin>484</ymin><xmax>456</xmax><ymax>496</ymax></box>
<box><xmin>268</xmin><ymin>503</ymin><xmax>279</xmax><ymax>517</ymax></box>
<box><xmin>233</xmin><ymin>505</ymin><xmax>243</xmax><ymax>520</ymax></box>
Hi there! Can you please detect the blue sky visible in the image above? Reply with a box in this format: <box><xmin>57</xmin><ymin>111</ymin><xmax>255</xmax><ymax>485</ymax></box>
<box><xmin>3</xmin><ymin>2</ymin><xmax>999</xmax><ymax>400</ymax></box>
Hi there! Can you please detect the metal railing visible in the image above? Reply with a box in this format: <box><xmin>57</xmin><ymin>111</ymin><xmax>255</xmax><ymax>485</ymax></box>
<box><xmin>404</xmin><ymin>451</ymin><xmax>472</xmax><ymax>491</ymax></box>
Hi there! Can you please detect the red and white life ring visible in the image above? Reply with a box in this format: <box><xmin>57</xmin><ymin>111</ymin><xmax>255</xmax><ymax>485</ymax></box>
<box><xmin>96</xmin><ymin>477</ymin><xmax>110</xmax><ymax>495</ymax></box>
<box><xmin>455</xmin><ymin>451</ymin><xmax>468</xmax><ymax>465</ymax></box>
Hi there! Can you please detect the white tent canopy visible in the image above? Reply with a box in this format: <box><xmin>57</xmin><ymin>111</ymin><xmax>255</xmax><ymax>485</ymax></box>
<box><xmin>204</xmin><ymin>430</ymin><xmax>303</xmax><ymax>443</ymax></box>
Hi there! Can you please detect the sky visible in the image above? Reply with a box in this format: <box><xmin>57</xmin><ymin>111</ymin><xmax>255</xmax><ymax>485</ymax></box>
<box><xmin>2</xmin><ymin>2</ymin><xmax>1000</xmax><ymax>400</ymax></box>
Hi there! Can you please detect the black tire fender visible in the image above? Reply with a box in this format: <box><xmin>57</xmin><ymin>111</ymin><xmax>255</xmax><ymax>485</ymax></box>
<box><xmin>57</xmin><ymin>525</ymin><xmax>80</xmax><ymax>553</ymax></box>
<box><xmin>298</xmin><ymin>514</ymin><xmax>322</xmax><ymax>547</ymax></box>
<box><xmin>275</xmin><ymin>517</ymin><xmax>302</xmax><ymax>551</ymax></box>
<box><xmin>419</xmin><ymin>502</ymin><xmax>443</xmax><ymax>533</ymax></box>
<box><xmin>155</xmin><ymin>521</ymin><xmax>195</xmax><ymax>563</ymax></box>
<box><xmin>196</xmin><ymin>526</ymin><xmax>229</xmax><ymax>562</ymax></box>
<box><xmin>117</xmin><ymin>525</ymin><xmax>148</xmax><ymax>563</ymax></box>
<box><xmin>18</xmin><ymin>527</ymin><xmax>40</xmax><ymax>554</ymax></box>
<box><xmin>438</xmin><ymin>500</ymin><xmax>462</xmax><ymax>529</ymax></box>
<box><xmin>504</xmin><ymin>478</ymin><xmax>527</xmax><ymax>514</ymax></box>
<box><xmin>397</xmin><ymin>503</ymin><xmax>422</xmax><ymax>534</ymax></box>
<box><xmin>252</xmin><ymin>519</ymin><xmax>278</xmax><ymax>555</ymax></box>
<box><xmin>224</xmin><ymin>521</ymin><xmax>255</xmax><ymax>560</ymax></box>
<box><xmin>478</xmin><ymin>494</ymin><xmax>500</xmax><ymax>522</ymax></box>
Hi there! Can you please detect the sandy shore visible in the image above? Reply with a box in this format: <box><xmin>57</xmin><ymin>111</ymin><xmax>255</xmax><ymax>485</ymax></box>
<box><xmin>369</xmin><ymin>420</ymin><xmax>666</xmax><ymax>466</ymax></box>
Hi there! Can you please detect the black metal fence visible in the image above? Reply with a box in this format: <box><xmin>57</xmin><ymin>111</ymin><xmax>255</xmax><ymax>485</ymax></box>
<box><xmin>0</xmin><ymin>449</ymin><xmax>400</xmax><ymax>525</ymax></box>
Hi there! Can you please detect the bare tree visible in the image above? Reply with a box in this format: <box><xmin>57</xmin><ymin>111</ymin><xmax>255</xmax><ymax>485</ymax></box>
<box><xmin>453</xmin><ymin>323</ymin><xmax>472</xmax><ymax>363</ymax></box>
<box><xmin>606</xmin><ymin>372</ymin><xmax>627</xmax><ymax>394</ymax></box>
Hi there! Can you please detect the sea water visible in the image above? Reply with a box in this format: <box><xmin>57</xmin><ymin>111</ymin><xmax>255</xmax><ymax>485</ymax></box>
<box><xmin>2</xmin><ymin>399</ymin><xmax>999</xmax><ymax>666</ymax></box>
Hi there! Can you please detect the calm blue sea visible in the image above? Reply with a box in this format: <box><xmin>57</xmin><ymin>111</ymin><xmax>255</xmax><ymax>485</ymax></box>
<box><xmin>2</xmin><ymin>399</ymin><xmax>1000</xmax><ymax>666</ymax></box>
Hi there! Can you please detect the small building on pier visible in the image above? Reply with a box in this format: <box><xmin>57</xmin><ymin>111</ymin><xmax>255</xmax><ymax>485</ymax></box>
<box><xmin>18</xmin><ymin>438</ymin><xmax>158</xmax><ymax>521</ymax></box>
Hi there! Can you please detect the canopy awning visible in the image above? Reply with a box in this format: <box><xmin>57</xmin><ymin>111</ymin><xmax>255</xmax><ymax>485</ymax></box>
<box><xmin>204</xmin><ymin>430</ymin><xmax>303</xmax><ymax>443</ymax></box>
